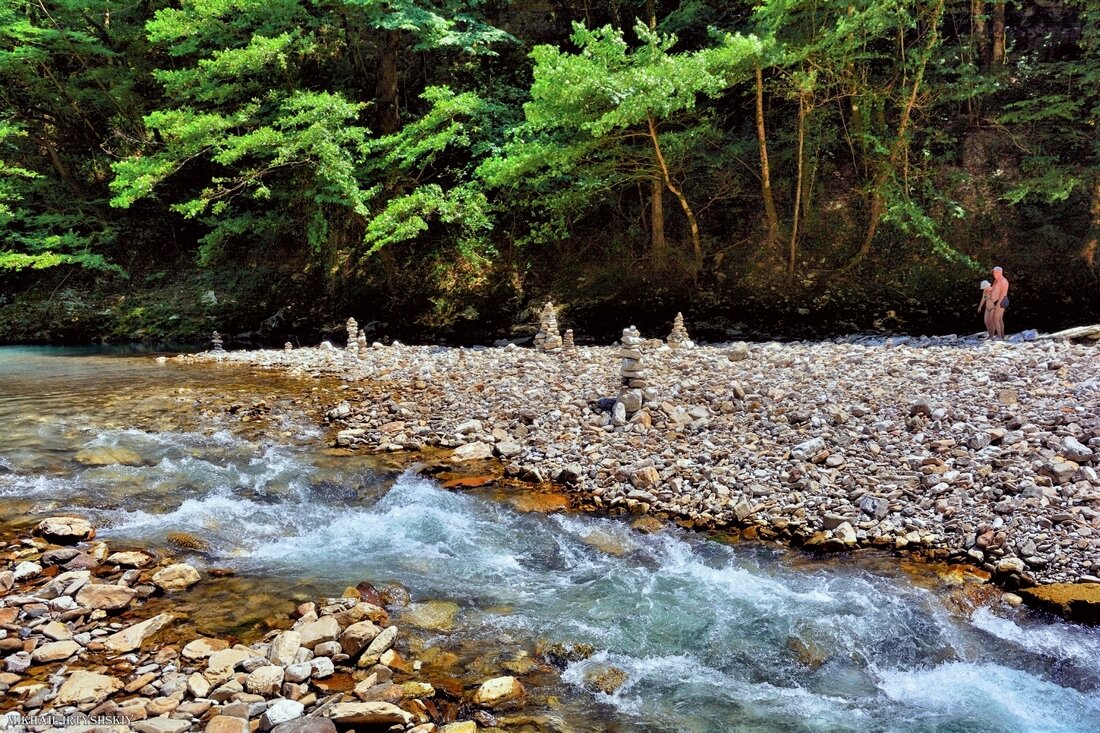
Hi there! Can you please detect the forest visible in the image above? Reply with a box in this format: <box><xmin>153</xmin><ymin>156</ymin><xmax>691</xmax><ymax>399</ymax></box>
<box><xmin>0</xmin><ymin>0</ymin><xmax>1097</xmax><ymax>343</ymax></box>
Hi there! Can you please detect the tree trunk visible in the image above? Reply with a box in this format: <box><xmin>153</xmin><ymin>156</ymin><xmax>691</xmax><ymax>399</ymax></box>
<box><xmin>651</xmin><ymin>178</ymin><xmax>667</xmax><ymax>267</ymax></box>
<box><xmin>855</xmin><ymin>0</ymin><xmax>946</xmax><ymax>262</ymax></box>
<box><xmin>754</xmin><ymin>65</ymin><xmax>780</xmax><ymax>253</ymax></box>
<box><xmin>972</xmin><ymin>0</ymin><xmax>989</xmax><ymax>68</ymax></box>
<box><xmin>788</xmin><ymin>93</ymin><xmax>807</xmax><ymax>274</ymax></box>
<box><xmin>647</xmin><ymin>114</ymin><xmax>703</xmax><ymax>272</ymax></box>
<box><xmin>1084</xmin><ymin>176</ymin><xmax>1100</xmax><ymax>268</ymax></box>
<box><xmin>991</xmin><ymin>1</ymin><xmax>1006</xmax><ymax>68</ymax></box>
<box><xmin>376</xmin><ymin>30</ymin><xmax>401</xmax><ymax>135</ymax></box>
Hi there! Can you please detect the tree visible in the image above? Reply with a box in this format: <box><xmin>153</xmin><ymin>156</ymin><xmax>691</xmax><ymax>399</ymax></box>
<box><xmin>480</xmin><ymin>21</ymin><xmax>761</xmax><ymax>272</ymax></box>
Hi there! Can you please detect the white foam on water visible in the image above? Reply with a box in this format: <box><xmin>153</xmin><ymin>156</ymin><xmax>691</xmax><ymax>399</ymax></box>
<box><xmin>876</xmin><ymin>661</ymin><xmax>1100</xmax><ymax>733</ymax></box>
<box><xmin>971</xmin><ymin>607</ymin><xmax>1100</xmax><ymax>677</ymax></box>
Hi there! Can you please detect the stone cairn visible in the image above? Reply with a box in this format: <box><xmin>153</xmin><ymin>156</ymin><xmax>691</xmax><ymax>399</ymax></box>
<box><xmin>357</xmin><ymin>332</ymin><xmax>368</xmax><ymax>359</ymax></box>
<box><xmin>562</xmin><ymin>329</ymin><xmax>576</xmax><ymax>355</ymax></box>
<box><xmin>619</xmin><ymin>326</ymin><xmax>647</xmax><ymax>389</ymax></box>
<box><xmin>345</xmin><ymin>317</ymin><xmax>359</xmax><ymax>359</ymax></box>
<box><xmin>534</xmin><ymin>301</ymin><xmax>563</xmax><ymax>352</ymax></box>
<box><xmin>283</xmin><ymin>341</ymin><xmax>293</xmax><ymax>352</ymax></box>
<box><xmin>667</xmin><ymin>312</ymin><xmax>695</xmax><ymax>349</ymax></box>
<box><xmin>210</xmin><ymin>330</ymin><xmax>224</xmax><ymax>353</ymax></box>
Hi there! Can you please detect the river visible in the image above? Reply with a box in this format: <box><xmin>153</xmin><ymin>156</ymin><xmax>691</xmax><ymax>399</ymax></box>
<box><xmin>2</xmin><ymin>346</ymin><xmax>1099</xmax><ymax>732</ymax></box>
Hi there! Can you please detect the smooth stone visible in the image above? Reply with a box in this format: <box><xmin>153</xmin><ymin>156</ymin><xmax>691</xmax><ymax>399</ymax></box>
<box><xmin>131</xmin><ymin>717</ymin><xmax>191</xmax><ymax>733</ymax></box>
<box><xmin>104</xmin><ymin>613</ymin><xmax>174</xmax><ymax>653</ymax></box>
<box><xmin>260</xmin><ymin>699</ymin><xmax>305</xmax><ymax>730</ymax></box>
<box><xmin>271</xmin><ymin>719</ymin><xmax>337</xmax><ymax>733</ymax></box>
<box><xmin>472</xmin><ymin>676</ymin><xmax>526</xmax><ymax>708</ymax></box>
<box><xmin>296</xmin><ymin>616</ymin><xmax>340</xmax><ymax>649</ymax></box>
<box><xmin>182</xmin><ymin>637</ymin><xmax>229</xmax><ymax>661</ymax></box>
<box><xmin>56</xmin><ymin>670</ymin><xmax>123</xmax><ymax>706</ymax></box>
<box><xmin>35</xmin><ymin>516</ymin><xmax>96</xmax><ymax>544</ymax></box>
<box><xmin>76</xmin><ymin>583</ymin><xmax>138</xmax><ymax>610</ymax></box>
<box><xmin>326</xmin><ymin>702</ymin><xmax>412</xmax><ymax>726</ymax></box>
<box><xmin>151</xmin><ymin>563</ymin><xmax>201</xmax><ymax>592</ymax></box>
<box><xmin>31</xmin><ymin>640</ymin><xmax>81</xmax><ymax>663</ymax></box>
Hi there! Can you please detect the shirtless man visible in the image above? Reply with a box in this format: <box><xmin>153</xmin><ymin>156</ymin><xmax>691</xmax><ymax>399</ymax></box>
<box><xmin>989</xmin><ymin>266</ymin><xmax>1010</xmax><ymax>339</ymax></box>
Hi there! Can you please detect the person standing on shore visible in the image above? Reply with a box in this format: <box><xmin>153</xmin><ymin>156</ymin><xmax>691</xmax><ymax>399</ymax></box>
<box><xmin>989</xmin><ymin>266</ymin><xmax>1010</xmax><ymax>338</ymax></box>
<box><xmin>978</xmin><ymin>279</ymin><xmax>995</xmax><ymax>337</ymax></box>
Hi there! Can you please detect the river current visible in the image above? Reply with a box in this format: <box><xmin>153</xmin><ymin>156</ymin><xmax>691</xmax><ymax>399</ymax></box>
<box><xmin>1</xmin><ymin>346</ymin><xmax>1099</xmax><ymax>733</ymax></box>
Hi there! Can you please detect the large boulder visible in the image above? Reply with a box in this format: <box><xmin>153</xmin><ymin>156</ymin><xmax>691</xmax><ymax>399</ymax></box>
<box><xmin>296</xmin><ymin>616</ymin><xmax>340</xmax><ymax>649</ymax></box>
<box><xmin>34</xmin><ymin>516</ymin><xmax>95</xmax><ymax>544</ymax></box>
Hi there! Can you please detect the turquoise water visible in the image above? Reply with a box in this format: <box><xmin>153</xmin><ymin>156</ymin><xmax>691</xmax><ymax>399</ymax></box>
<box><xmin>2</xmin><ymin>346</ymin><xmax>1099</xmax><ymax>732</ymax></box>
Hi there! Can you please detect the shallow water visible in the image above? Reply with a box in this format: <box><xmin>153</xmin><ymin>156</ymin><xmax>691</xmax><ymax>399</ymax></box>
<box><xmin>2</xmin><ymin>346</ymin><xmax>1100</xmax><ymax>732</ymax></box>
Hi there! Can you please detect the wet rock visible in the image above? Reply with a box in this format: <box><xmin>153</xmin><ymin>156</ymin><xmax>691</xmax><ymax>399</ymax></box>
<box><xmin>271</xmin><ymin>719</ymin><xmax>337</xmax><ymax>733</ymax></box>
<box><xmin>327</xmin><ymin>702</ymin><xmax>413</xmax><ymax>726</ymax></box>
<box><xmin>74</xmin><ymin>446</ymin><xmax>144</xmax><ymax>466</ymax></box>
<box><xmin>1019</xmin><ymin>583</ymin><xmax>1100</xmax><ymax>624</ymax></box>
<box><xmin>583</xmin><ymin>666</ymin><xmax>627</xmax><ymax>694</ymax></box>
<box><xmin>472</xmin><ymin>676</ymin><xmax>526</xmax><ymax>708</ymax></box>
<box><xmin>296</xmin><ymin>616</ymin><xmax>340</xmax><ymax>649</ymax></box>
<box><xmin>34</xmin><ymin>516</ymin><xmax>95</xmax><ymax>544</ymax></box>
<box><xmin>339</xmin><ymin>620</ymin><xmax>381</xmax><ymax>656</ymax></box>
<box><xmin>106</xmin><ymin>550</ymin><xmax>153</xmax><ymax>567</ymax></box>
<box><xmin>402</xmin><ymin>601</ymin><xmax>459</xmax><ymax>632</ymax></box>
<box><xmin>166</xmin><ymin>531</ymin><xmax>209</xmax><ymax>551</ymax></box>
<box><xmin>152</xmin><ymin>563</ymin><xmax>201</xmax><ymax>592</ymax></box>
<box><xmin>182</xmin><ymin>636</ymin><xmax>229</xmax><ymax>660</ymax></box>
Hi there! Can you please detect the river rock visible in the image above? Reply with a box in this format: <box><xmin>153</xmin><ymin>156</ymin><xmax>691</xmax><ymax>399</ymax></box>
<box><xmin>296</xmin><ymin>616</ymin><xmax>340</xmax><ymax>649</ymax></box>
<box><xmin>104</xmin><ymin>613</ymin><xmax>174</xmax><ymax>653</ymax></box>
<box><xmin>1062</xmin><ymin>436</ymin><xmax>1094</xmax><ymax>463</ymax></box>
<box><xmin>402</xmin><ymin>600</ymin><xmax>459</xmax><ymax>632</ymax></box>
<box><xmin>327</xmin><ymin>702</ymin><xmax>412</xmax><ymax>726</ymax></box>
<box><xmin>260</xmin><ymin>699</ymin><xmax>305</xmax><ymax>730</ymax></box>
<box><xmin>440</xmin><ymin>724</ymin><xmax>478</xmax><ymax>733</ymax></box>
<box><xmin>56</xmin><ymin>670</ymin><xmax>123</xmax><ymax>706</ymax></box>
<box><xmin>187</xmin><ymin>672</ymin><xmax>211</xmax><ymax>698</ymax></box>
<box><xmin>13</xmin><ymin>561</ymin><xmax>41</xmax><ymax>581</ymax></box>
<box><xmin>183</xmin><ymin>636</ymin><xmax>230</xmax><ymax>660</ymax></box>
<box><xmin>107</xmin><ymin>551</ymin><xmax>153</xmax><ymax>568</ymax></box>
<box><xmin>35</xmin><ymin>516</ymin><xmax>95</xmax><ymax>544</ymax></box>
<box><xmin>791</xmin><ymin>437</ymin><xmax>825</xmax><ymax>461</ymax></box>
<box><xmin>74</xmin><ymin>446</ymin><xmax>144</xmax><ymax>466</ymax></box>
<box><xmin>0</xmin><ymin>571</ymin><xmax>13</xmax><ymax>593</ymax></box>
<box><xmin>31</xmin><ymin>639</ymin><xmax>81</xmax><ymax>663</ymax></box>
<box><xmin>246</xmin><ymin>665</ymin><xmax>285</xmax><ymax>695</ymax></box>
<box><xmin>269</xmin><ymin>630</ymin><xmax>302</xmax><ymax>666</ymax></box>
<box><xmin>472</xmin><ymin>676</ymin><xmax>526</xmax><ymax>708</ymax></box>
<box><xmin>5</xmin><ymin>652</ymin><xmax>31</xmax><ymax>674</ymax></box>
<box><xmin>76</xmin><ymin>583</ymin><xmax>137</xmax><ymax>610</ymax></box>
<box><xmin>726</xmin><ymin>342</ymin><xmax>750</xmax><ymax>361</ymax></box>
<box><xmin>152</xmin><ymin>563</ymin><xmax>201</xmax><ymax>592</ymax></box>
<box><xmin>339</xmin><ymin>620</ymin><xmax>381</xmax><ymax>656</ymax></box>
<box><xmin>451</xmin><ymin>442</ymin><xmax>493</xmax><ymax>462</ymax></box>
<box><xmin>132</xmin><ymin>718</ymin><xmax>191</xmax><ymax>733</ymax></box>
<box><xmin>363</xmin><ymin>625</ymin><xmax>398</xmax><ymax>658</ymax></box>
<box><xmin>206</xmin><ymin>716</ymin><xmax>250</xmax><ymax>733</ymax></box>
<box><xmin>1019</xmin><ymin>583</ymin><xmax>1100</xmax><ymax>623</ymax></box>
<box><xmin>271</xmin><ymin>719</ymin><xmax>337</xmax><ymax>733</ymax></box>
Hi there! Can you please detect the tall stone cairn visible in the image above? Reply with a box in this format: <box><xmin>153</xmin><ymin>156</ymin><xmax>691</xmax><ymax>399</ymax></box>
<box><xmin>619</xmin><ymin>326</ymin><xmax>647</xmax><ymax>388</ymax></box>
<box><xmin>562</xmin><ymin>329</ymin><xmax>576</xmax><ymax>354</ymax></box>
<box><xmin>345</xmin><ymin>317</ymin><xmax>359</xmax><ymax>358</ymax></box>
<box><xmin>534</xmin><ymin>301</ymin><xmax>563</xmax><ymax>352</ymax></box>
<box><xmin>211</xmin><ymin>331</ymin><xmax>224</xmax><ymax>353</ymax></box>
<box><xmin>357</xmin><ymin>332</ymin><xmax>368</xmax><ymax>359</ymax></box>
<box><xmin>667</xmin><ymin>312</ymin><xmax>694</xmax><ymax>348</ymax></box>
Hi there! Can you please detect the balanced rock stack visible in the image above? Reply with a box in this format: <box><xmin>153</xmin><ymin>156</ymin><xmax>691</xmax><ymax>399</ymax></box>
<box><xmin>210</xmin><ymin>331</ymin><xmax>224</xmax><ymax>353</ymax></box>
<box><xmin>667</xmin><ymin>312</ymin><xmax>695</xmax><ymax>348</ymax></box>
<box><xmin>619</xmin><ymin>326</ymin><xmax>647</xmax><ymax>389</ymax></box>
<box><xmin>284</xmin><ymin>342</ymin><xmax>293</xmax><ymax>352</ymax></box>
<box><xmin>562</xmin><ymin>329</ymin><xmax>576</xmax><ymax>354</ymax></box>
<box><xmin>534</xmin><ymin>301</ymin><xmax>563</xmax><ymax>352</ymax></box>
<box><xmin>357</xmin><ymin>332</ymin><xmax>368</xmax><ymax>359</ymax></box>
<box><xmin>345</xmin><ymin>317</ymin><xmax>359</xmax><ymax>358</ymax></box>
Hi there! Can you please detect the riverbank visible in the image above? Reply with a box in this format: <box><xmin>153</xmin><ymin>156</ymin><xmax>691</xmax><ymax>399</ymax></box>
<box><xmin>187</xmin><ymin>331</ymin><xmax>1100</xmax><ymax>620</ymax></box>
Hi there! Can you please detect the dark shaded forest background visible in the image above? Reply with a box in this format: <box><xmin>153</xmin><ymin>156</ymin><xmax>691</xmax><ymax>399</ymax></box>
<box><xmin>1</xmin><ymin>0</ymin><xmax>1097</xmax><ymax>344</ymax></box>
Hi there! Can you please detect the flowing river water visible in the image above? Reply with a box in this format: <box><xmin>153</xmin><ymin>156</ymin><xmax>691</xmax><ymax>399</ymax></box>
<box><xmin>2</xmin><ymin>346</ymin><xmax>1100</xmax><ymax>733</ymax></box>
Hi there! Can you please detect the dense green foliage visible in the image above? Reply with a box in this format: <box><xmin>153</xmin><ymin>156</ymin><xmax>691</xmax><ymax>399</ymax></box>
<box><xmin>1</xmin><ymin>0</ymin><xmax>1097</xmax><ymax>340</ymax></box>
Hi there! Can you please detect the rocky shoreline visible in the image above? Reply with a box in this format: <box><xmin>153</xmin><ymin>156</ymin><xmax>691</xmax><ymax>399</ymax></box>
<box><xmin>185</xmin><ymin>324</ymin><xmax>1100</xmax><ymax>622</ymax></box>
<box><xmin>0</xmin><ymin>517</ymin><xmax>532</xmax><ymax>732</ymax></box>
